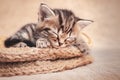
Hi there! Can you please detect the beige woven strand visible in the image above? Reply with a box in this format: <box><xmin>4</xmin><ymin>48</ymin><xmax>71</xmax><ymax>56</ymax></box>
<box><xmin>0</xmin><ymin>46</ymin><xmax>83</xmax><ymax>62</ymax></box>
<box><xmin>0</xmin><ymin>55</ymin><xmax>93</xmax><ymax>77</ymax></box>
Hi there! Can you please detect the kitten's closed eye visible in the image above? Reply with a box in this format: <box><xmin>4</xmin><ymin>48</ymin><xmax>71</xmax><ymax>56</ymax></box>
<box><xmin>59</xmin><ymin>37</ymin><xmax>76</xmax><ymax>47</ymax></box>
<box><xmin>49</xmin><ymin>37</ymin><xmax>59</xmax><ymax>48</ymax></box>
<box><xmin>65</xmin><ymin>37</ymin><xmax>76</xmax><ymax>44</ymax></box>
<box><xmin>50</xmin><ymin>37</ymin><xmax>58</xmax><ymax>42</ymax></box>
<box><xmin>47</xmin><ymin>31</ymin><xmax>59</xmax><ymax>48</ymax></box>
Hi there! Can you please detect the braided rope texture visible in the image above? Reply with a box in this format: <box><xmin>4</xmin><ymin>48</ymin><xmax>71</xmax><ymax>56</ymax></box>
<box><xmin>0</xmin><ymin>46</ymin><xmax>83</xmax><ymax>62</ymax></box>
<box><xmin>0</xmin><ymin>55</ymin><xmax>93</xmax><ymax>77</ymax></box>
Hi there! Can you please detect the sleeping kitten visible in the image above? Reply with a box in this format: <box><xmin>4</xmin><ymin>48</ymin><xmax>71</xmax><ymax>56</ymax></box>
<box><xmin>37</xmin><ymin>3</ymin><xmax>93</xmax><ymax>54</ymax></box>
<box><xmin>4</xmin><ymin>3</ymin><xmax>93</xmax><ymax>54</ymax></box>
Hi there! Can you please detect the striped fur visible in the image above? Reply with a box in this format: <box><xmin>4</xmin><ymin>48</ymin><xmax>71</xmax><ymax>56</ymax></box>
<box><xmin>4</xmin><ymin>23</ymin><xmax>59</xmax><ymax>48</ymax></box>
<box><xmin>4</xmin><ymin>3</ymin><xmax>93</xmax><ymax>54</ymax></box>
<box><xmin>38</xmin><ymin>3</ymin><xmax>93</xmax><ymax>47</ymax></box>
<box><xmin>5</xmin><ymin>23</ymin><xmax>36</xmax><ymax>47</ymax></box>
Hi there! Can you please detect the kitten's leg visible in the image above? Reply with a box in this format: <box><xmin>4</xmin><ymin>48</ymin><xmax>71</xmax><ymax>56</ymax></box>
<box><xmin>64</xmin><ymin>37</ymin><xmax>90</xmax><ymax>55</ymax></box>
<box><xmin>74</xmin><ymin>38</ymin><xmax>90</xmax><ymax>55</ymax></box>
<box><xmin>36</xmin><ymin>38</ymin><xmax>51</xmax><ymax>48</ymax></box>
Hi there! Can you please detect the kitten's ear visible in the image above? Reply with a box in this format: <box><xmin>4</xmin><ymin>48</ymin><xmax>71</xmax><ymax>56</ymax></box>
<box><xmin>39</xmin><ymin>3</ymin><xmax>55</xmax><ymax>19</ymax></box>
<box><xmin>76</xmin><ymin>19</ymin><xmax>93</xmax><ymax>29</ymax></box>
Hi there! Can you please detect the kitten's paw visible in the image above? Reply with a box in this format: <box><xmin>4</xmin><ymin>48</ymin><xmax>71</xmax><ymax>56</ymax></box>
<box><xmin>36</xmin><ymin>38</ymin><xmax>50</xmax><ymax>48</ymax></box>
<box><xmin>74</xmin><ymin>43</ymin><xmax>90</xmax><ymax>55</ymax></box>
<box><xmin>13</xmin><ymin>42</ymin><xmax>28</xmax><ymax>48</ymax></box>
<box><xmin>80</xmin><ymin>48</ymin><xmax>90</xmax><ymax>55</ymax></box>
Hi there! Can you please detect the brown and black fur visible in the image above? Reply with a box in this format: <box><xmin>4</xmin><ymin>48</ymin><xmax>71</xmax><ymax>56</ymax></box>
<box><xmin>4</xmin><ymin>3</ymin><xmax>93</xmax><ymax>54</ymax></box>
<box><xmin>4</xmin><ymin>23</ymin><xmax>37</xmax><ymax>47</ymax></box>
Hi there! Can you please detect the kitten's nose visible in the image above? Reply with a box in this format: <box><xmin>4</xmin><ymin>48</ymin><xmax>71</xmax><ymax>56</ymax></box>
<box><xmin>59</xmin><ymin>42</ymin><xmax>63</xmax><ymax>46</ymax></box>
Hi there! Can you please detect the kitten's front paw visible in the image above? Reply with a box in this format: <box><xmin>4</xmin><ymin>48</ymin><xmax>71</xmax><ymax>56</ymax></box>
<box><xmin>36</xmin><ymin>38</ymin><xmax>50</xmax><ymax>48</ymax></box>
<box><xmin>74</xmin><ymin>43</ymin><xmax>90</xmax><ymax>55</ymax></box>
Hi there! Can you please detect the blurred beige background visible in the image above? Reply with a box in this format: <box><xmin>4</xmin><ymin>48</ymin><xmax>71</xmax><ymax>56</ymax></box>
<box><xmin>0</xmin><ymin>0</ymin><xmax>120</xmax><ymax>80</ymax></box>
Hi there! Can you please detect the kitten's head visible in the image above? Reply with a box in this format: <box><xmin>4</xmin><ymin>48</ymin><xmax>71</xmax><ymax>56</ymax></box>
<box><xmin>37</xmin><ymin>3</ymin><xmax>93</xmax><ymax>47</ymax></box>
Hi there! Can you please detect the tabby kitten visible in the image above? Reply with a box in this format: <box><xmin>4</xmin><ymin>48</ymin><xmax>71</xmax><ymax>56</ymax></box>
<box><xmin>4</xmin><ymin>3</ymin><xmax>93</xmax><ymax>54</ymax></box>
<box><xmin>37</xmin><ymin>3</ymin><xmax>93</xmax><ymax>54</ymax></box>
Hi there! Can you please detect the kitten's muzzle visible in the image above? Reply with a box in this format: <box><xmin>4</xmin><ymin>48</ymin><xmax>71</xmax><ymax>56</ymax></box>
<box><xmin>59</xmin><ymin>42</ymin><xmax>63</xmax><ymax>46</ymax></box>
